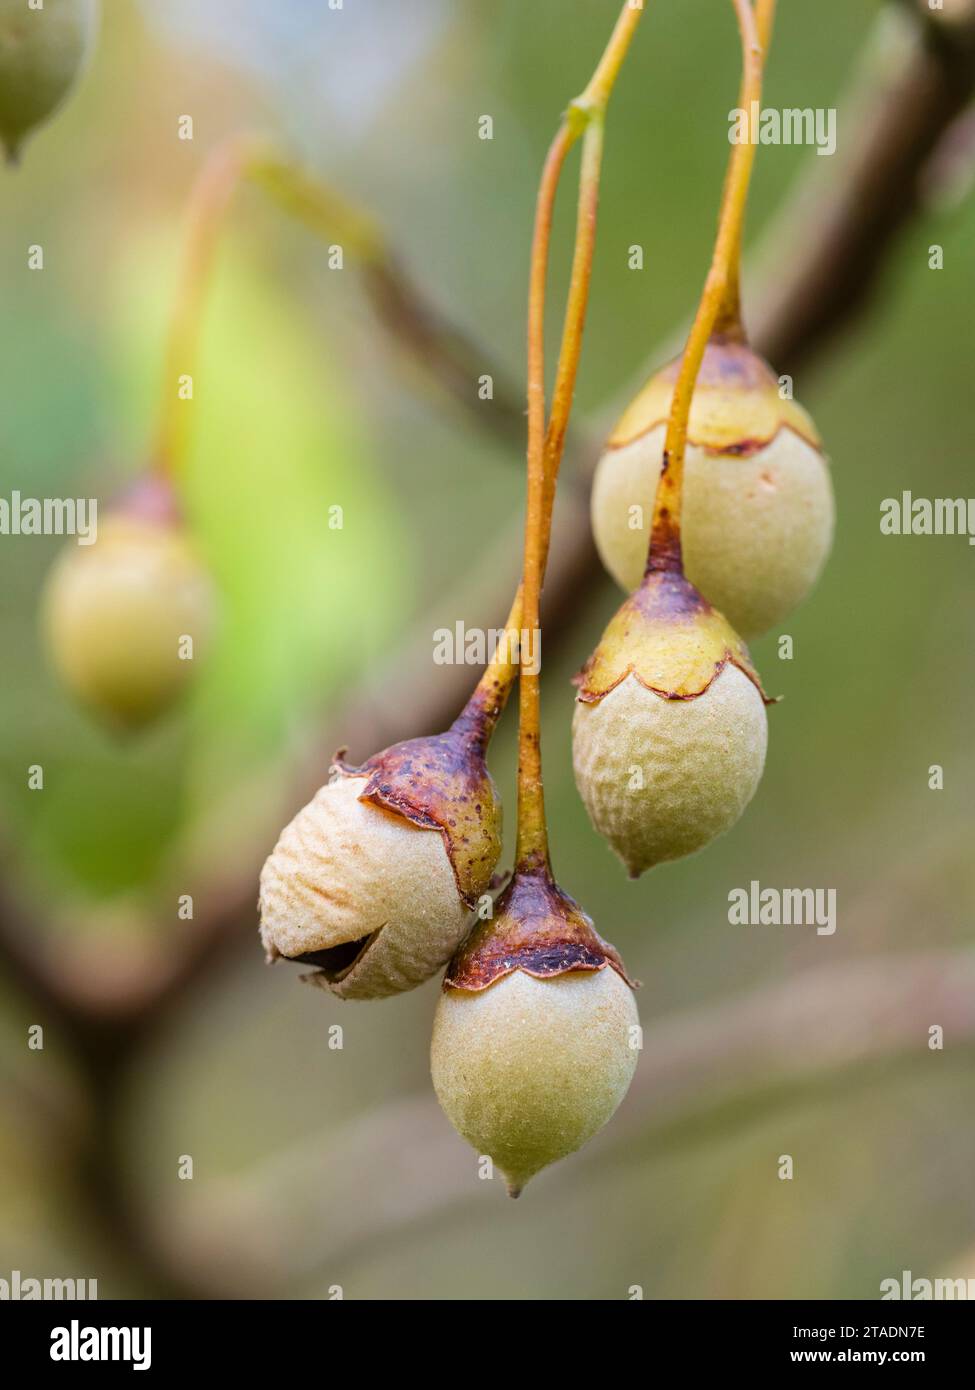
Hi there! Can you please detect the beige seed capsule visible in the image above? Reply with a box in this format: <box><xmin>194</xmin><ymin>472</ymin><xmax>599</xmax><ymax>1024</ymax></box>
<box><xmin>260</xmin><ymin>775</ymin><xmax>476</xmax><ymax>1000</ymax></box>
<box><xmin>572</xmin><ymin>566</ymin><xmax>770</xmax><ymax>876</ymax></box>
<box><xmin>259</xmin><ymin>703</ymin><xmax>506</xmax><ymax>1000</ymax></box>
<box><xmin>591</xmin><ymin>338</ymin><xmax>833</xmax><ymax>639</ymax></box>
<box><xmin>431</xmin><ymin>867</ymin><xmax>639</xmax><ymax>1195</ymax></box>
<box><xmin>573</xmin><ymin>666</ymin><xmax>767</xmax><ymax>876</ymax></box>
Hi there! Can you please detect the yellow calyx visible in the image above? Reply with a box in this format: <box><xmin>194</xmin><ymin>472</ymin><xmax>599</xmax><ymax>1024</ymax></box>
<box><xmin>608</xmin><ymin>337</ymin><xmax>821</xmax><ymax>456</ymax></box>
<box><xmin>575</xmin><ymin>567</ymin><xmax>769</xmax><ymax>704</ymax></box>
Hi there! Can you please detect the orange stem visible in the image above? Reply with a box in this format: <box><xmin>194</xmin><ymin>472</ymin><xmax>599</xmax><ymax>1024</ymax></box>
<box><xmin>152</xmin><ymin>137</ymin><xmax>394</xmax><ymax>481</ymax></box>
<box><xmin>648</xmin><ymin>0</ymin><xmax>764</xmax><ymax>574</ymax></box>
<box><xmin>515</xmin><ymin>1</ymin><xmax>646</xmax><ymax>868</ymax></box>
<box><xmin>714</xmin><ymin>0</ymin><xmax>778</xmax><ymax>338</ymax></box>
<box><xmin>152</xmin><ymin>139</ymin><xmax>251</xmax><ymax>479</ymax></box>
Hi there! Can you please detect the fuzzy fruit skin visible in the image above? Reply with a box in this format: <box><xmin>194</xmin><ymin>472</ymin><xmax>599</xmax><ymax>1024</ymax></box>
<box><xmin>42</xmin><ymin>512</ymin><xmax>213</xmax><ymax>729</ymax></box>
<box><xmin>431</xmin><ymin>967</ymin><xmax>639</xmax><ymax>1195</ymax></box>
<box><xmin>0</xmin><ymin>0</ymin><xmax>98</xmax><ymax>163</ymax></box>
<box><xmin>592</xmin><ymin>426</ymin><xmax>833</xmax><ymax>639</ymax></box>
<box><xmin>573</xmin><ymin>666</ymin><xmax>767</xmax><ymax>876</ymax></box>
<box><xmin>592</xmin><ymin>338</ymin><xmax>833</xmax><ymax>639</ymax></box>
<box><xmin>259</xmin><ymin>774</ymin><xmax>478</xmax><ymax>1000</ymax></box>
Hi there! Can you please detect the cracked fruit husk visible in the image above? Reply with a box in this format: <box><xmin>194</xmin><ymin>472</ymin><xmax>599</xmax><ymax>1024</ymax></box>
<box><xmin>258</xmin><ymin>699</ymin><xmax>506</xmax><ymax>1000</ymax></box>
<box><xmin>591</xmin><ymin>337</ymin><xmax>833</xmax><ymax>638</ymax></box>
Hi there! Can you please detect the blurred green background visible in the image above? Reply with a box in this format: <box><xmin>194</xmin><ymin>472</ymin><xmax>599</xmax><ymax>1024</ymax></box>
<box><xmin>1</xmin><ymin>0</ymin><xmax>974</xmax><ymax>1300</ymax></box>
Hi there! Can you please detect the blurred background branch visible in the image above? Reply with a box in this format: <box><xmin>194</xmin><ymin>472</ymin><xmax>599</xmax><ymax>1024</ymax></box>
<box><xmin>156</xmin><ymin>946</ymin><xmax>975</xmax><ymax>1294</ymax></box>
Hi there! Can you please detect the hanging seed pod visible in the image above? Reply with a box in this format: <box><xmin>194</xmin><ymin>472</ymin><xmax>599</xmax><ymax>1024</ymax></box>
<box><xmin>572</xmin><ymin>565</ymin><xmax>770</xmax><ymax>877</ymax></box>
<box><xmin>431</xmin><ymin>865</ymin><xmax>639</xmax><ymax>1196</ymax></box>
<box><xmin>591</xmin><ymin>337</ymin><xmax>833</xmax><ymax>638</ymax></box>
<box><xmin>259</xmin><ymin>684</ymin><xmax>508</xmax><ymax>1000</ymax></box>
<box><xmin>41</xmin><ymin>475</ymin><xmax>214</xmax><ymax>730</ymax></box>
<box><xmin>0</xmin><ymin>0</ymin><xmax>98</xmax><ymax>165</ymax></box>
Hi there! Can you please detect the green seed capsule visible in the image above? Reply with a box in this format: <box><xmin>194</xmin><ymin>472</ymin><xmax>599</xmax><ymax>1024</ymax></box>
<box><xmin>41</xmin><ymin>480</ymin><xmax>214</xmax><ymax>730</ymax></box>
<box><xmin>0</xmin><ymin>0</ymin><xmax>98</xmax><ymax>164</ymax></box>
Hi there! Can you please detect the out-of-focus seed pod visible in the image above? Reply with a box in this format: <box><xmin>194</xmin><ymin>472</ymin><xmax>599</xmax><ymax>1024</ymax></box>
<box><xmin>572</xmin><ymin>566</ymin><xmax>770</xmax><ymax>876</ymax></box>
<box><xmin>431</xmin><ymin>866</ymin><xmax>639</xmax><ymax>1196</ymax></box>
<box><xmin>41</xmin><ymin>476</ymin><xmax>214</xmax><ymax>730</ymax></box>
<box><xmin>259</xmin><ymin>690</ymin><xmax>507</xmax><ymax>1000</ymax></box>
<box><xmin>0</xmin><ymin>0</ymin><xmax>98</xmax><ymax>165</ymax></box>
<box><xmin>591</xmin><ymin>338</ymin><xmax>833</xmax><ymax>638</ymax></box>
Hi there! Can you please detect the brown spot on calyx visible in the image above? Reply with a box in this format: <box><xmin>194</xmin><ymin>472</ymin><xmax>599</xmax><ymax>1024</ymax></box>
<box><xmin>334</xmin><ymin>714</ymin><xmax>503</xmax><ymax>907</ymax></box>
<box><xmin>444</xmin><ymin>865</ymin><xmax>637</xmax><ymax>991</ymax></box>
<box><xmin>574</xmin><ymin>568</ymin><xmax>773</xmax><ymax>704</ymax></box>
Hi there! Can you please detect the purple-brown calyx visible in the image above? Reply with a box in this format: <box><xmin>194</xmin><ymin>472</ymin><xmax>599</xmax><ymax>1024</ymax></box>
<box><xmin>335</xmin><ymin>688</ymin><xmax>505</xmax><ymax>908</ymax></box>
<box><xmin>443</xmin><ymin>861</ymin><xmax>637</xmax><ymax>991</ymax></box>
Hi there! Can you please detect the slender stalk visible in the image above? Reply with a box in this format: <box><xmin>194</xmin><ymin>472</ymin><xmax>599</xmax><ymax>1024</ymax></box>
<box><xmin>714</xmin><ymin>0</ymin><xmax>778</xmax><ymax>337</ymax></box>
<box><xmin>151</xmin><ymin>138</ymin><xmax>251</xmax><ymax>479</ymax></box>
<box><xmin>755</xmin><ymin>0</ymin><xmax>778</xmax><ymax>53</ymax></box>
<box><xmin>466</xmin><ymin>107</ymin><xmax>614</xmax><ymax>746</ymax></box>
<box><xmin>542</xmin><ymin>117</ymin><xmax>605</xmax><ymax>531</ymax></box>
<box><xmin>541</xmin><ymin>0</ymin><xmax>645</xmax><ymax>515</ymax></box>
<box><xmin>152</xmin><ymin>135</ymin><xmax>388</xmax><ymax>480</ymax></box>
<box><xmin>150</xmin><ymin>137</ymin><xmax>518</xmax><ymax>479</ymax></box>
<box><xmin>577</xmin><ymin>0</ymin><xmax>648</xmax><ymax>114</ymax></box>
<box><xmin>648</xmin><ymin>0</ymin><xmax>764</xmax><ymax>573</ymax></box>
<box><xmin>515</xmin><ymin>125</ymin><xmax>574</xmax><ymax>869</ymax></box>
<box><xmin>453</xmin><ymin>584</ymin><xmax>525</xmax><ymax>744</ymax></box>
<box><xmin>515</xmin><ymin>1</ymin><xmax>645</xmax><ymax>867</ymax></box>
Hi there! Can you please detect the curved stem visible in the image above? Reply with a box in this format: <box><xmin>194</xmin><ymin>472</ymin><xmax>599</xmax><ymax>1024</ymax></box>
<box><xmin>577</xmin><ymin>0</ymin><xmax>647</xmax><ymax>114</ymax></box>
<box><xmin>715</xmin><ymin>0</ymin><xmax>779</xmax><ymax>339</ymax></box>
<box><xmin>648</xmin><ymin>0</ymin><xmax>764</xmax><ymax>574</ymax></box>
<box><xmin>152</xmin><ymin>136</ymin><xmax>390</xmax><ymax>481</ymax></box>
<box><xmin>464</xmin><ymin>111</ymin><xmax>610</xmax><ymax>759</ymax></box>
<box><xmin>515</xmin><ymin>1</ymin><xmax>645</xmax><ymax>868</ymax></box>
<box><xmin>713</xmin><ymin>0</ymin><xmax>778</xmax><ymax>338</ymax></box>
<box><xmin>452</xmin><ymin>585</ymin><xmax>525</xmax><ymax>746</ymax></box>
<box><xmin>543</xmin><ymin>116</ymin><xmax>605</xmax><ymax>533</ymax></box>
<box><xmin>515</xmin><ymin>125</ymin><xmax>574</xmax><ymax>869</ymax></box>
<box><xmin>755</xmin><ymin>0</ymin><xmax>778</xmax><ymax>55</ymax></box>
<box><xmin>152</xmin><ymin>138</ymin><xmax>251</xmax><ymax>480</ymax></box>
<box><xmin>151</xmin><ymin>136</ymin><xmax>519</xmax><ymax>481</ymax></box>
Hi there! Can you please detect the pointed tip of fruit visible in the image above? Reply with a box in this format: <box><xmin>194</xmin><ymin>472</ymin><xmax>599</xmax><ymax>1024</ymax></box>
<box><xmin>505</xmin><ymin>1179</ymin><xmax>523</xmax><ymax>1199</ymax></box>
<box><xmin>620</xmin><ymin>844</ymin><xmax>650</xmax><ymax>879</ymax></box>
<box><xmin>4</xmin><ymin>140</ymin><xmax>22</xmax><ymax>169</ymax></box>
